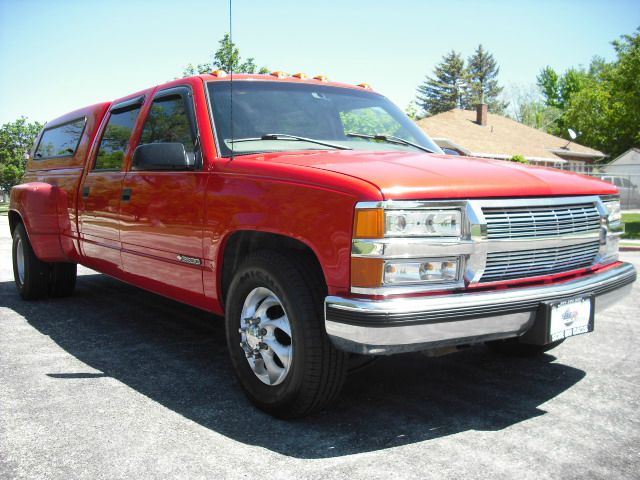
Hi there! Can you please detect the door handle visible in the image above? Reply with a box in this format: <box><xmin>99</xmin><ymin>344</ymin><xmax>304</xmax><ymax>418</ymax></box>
<box><xmin>82</xmin><ymin>186</ymin><xmax>90</xmax><ymax>198</ymax></box>
<box><xmin>121</xmin><ymin>188</ymin><xmax>132</xmax><ymax>201</ymax></box>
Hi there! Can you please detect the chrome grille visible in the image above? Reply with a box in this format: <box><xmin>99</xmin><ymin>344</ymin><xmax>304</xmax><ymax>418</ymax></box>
<box><xmin>480</xmin><ymin>241</ymin><xmax>600</xmax><ymax>283</ymax></box>
<box><xmin>483</xmin><ymin>203</ymin><xmax>601</xmax><ymax>239</ymax></box>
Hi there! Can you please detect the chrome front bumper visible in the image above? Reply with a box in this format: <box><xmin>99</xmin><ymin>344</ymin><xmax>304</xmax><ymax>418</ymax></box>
<box><xmin>325</xmin><ymin>262</ymin><xmax>636</xmax><ymax>355</ymax></box>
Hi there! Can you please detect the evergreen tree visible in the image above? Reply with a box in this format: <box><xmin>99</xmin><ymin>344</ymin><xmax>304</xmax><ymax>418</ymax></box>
<box><xmin>416</xmin><ymin>51</ymin><xmax>470</xmax><ymax>116</ymax></box>
<box><xmin>467</xmin><ymin>44</ymin><xmax>508</xmax><ymax>113</ymax></box>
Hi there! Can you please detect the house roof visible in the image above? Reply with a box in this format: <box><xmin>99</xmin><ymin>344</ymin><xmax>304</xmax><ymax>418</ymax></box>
<box><xmin>600</xmin><ymin>148</ymin><xmax>640</xmax><ymax>174</ymax></box>
<box><xmin>416</xmin><ymin>109</ymin><xmax>605</xmax><ymax>162</ymax></box>
<box><xmin>608</xmin><ymin>148</ymin><xmax>640</xmax><ymax>166</ymax></box>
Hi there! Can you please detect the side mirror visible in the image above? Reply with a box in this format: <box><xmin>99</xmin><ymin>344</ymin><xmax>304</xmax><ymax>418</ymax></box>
<box><xmin>132</xmin><ymin>143</ymin><xmax>191</xmax><ymax>171</ymax></box>
<box><xmin>442</xmin><ymin>148</ymin><xmax>460</xmax><ymax>156</ymax></box>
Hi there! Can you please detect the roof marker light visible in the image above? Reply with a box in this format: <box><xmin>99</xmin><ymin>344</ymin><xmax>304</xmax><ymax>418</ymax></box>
<box><xmin>211</xmin><ymin>69</ymin><xmax>227</xmax><ymax>77</ymax></box>
<box><xmin>271</xmin><ymin>71</ymin><xmax>289</xmax><ymax>79</ymax></box>
<box><xmin>358</xmin><ymin>83</ymin><xmax>372</xmax><ymax>89</ymax></box>
<box><xmin>314</xmin><ymin>75</ymin><xmax>329</xmax><ymax>82</ymax></box>
<box><xmin>293</xmin><ymin>72</ymin><xmax>309</xmax><ymax>79</ymax></box>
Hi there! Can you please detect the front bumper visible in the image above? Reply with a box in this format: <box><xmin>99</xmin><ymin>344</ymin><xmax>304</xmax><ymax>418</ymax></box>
<box><xmin>325</xmin><ymin>262</ymin><xmax>636</xmax><ymax>354</ymax></box>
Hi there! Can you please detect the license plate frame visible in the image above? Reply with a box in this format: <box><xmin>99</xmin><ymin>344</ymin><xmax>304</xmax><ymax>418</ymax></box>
<box><xmin>545</xmin><ymin>296</ymin><xmax>595</xmax><ymax>342</ymax></box>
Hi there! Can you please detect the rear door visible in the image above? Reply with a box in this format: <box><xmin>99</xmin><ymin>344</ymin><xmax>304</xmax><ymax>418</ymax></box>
<box><xmin>78</xmin><ymin>96</ymin><xmax>144</xmax><ymax>273</ymax></box>
<box><xmin>119</xmin><ymin>86</ymin><xmax>207</xmax><ymax>303</ymax></box>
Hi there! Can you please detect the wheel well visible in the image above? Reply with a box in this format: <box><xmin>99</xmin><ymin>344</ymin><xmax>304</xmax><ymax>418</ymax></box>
<box><xmin>221</xmin><ymin>231</ymin><xmax>327</xmax><ymax>305</ymax></box>
<box><xmin>8</xmin><ymin>210</ymin><xmax>22</xmax><ymax>235</ymax></box>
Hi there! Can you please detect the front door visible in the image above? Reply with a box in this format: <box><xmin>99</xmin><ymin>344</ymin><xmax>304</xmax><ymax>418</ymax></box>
<box><xmin>119</xmin><ymin>86</ymin><xmax>206</xmax><ymax>304</ymax></box>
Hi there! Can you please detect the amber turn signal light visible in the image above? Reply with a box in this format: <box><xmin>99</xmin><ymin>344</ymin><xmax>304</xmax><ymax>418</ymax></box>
<box><xmin>211</xmin><ymin>69</ymin><xmax>227</xmax><ymax>77</ymax></box>
<box><xmin>293</xmin><ymin>72</ymin><xmax>309</xmax><ymax>79</ymax></box>
<box><xmin>271</xmin><ymin>71</ymin><xmax>289</xmax><ymax>79</ymax></box>
<box><xmin>351</xmin><ymin>257</ymin><xmax>384</xmax><ymax>288</ymax></box>
<box><xmin>353</xmin><ymin>208</ymin><xmax>384</xmax><ymax>239</ymax></box>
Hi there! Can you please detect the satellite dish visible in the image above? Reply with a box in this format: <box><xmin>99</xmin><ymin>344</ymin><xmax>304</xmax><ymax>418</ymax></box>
<box><xmin>568</xmin><ymin>128</ymin><xmax>578</xmax><ymax>140</ymax></box>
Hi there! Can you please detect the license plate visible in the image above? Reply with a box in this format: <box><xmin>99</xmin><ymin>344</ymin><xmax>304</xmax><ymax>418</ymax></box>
<box><xmin>549</xmin><ymin>297</ymin><xmax>593</xmax><ymax>342</ymax></box>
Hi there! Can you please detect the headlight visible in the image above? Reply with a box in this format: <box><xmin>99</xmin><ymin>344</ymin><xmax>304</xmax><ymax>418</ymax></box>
<box><xmin>599</xmin><ymin>197</ymin><xmax>623</xmax><ymax>264</ymax></box>
<box><xmin>603</xmin><ymin>199</ymin><xmax>621</xmax><ymax>224</ymax></box>
<box><xmin>384</xmin><ymin>258</ymin><xmax>459</xmax><ymax>285</ymax></box>
<box><xmin>384</xmin><ymin>209</ymin><xmax>462</xmax><ymax>237</ymax></box>
<box><xmin>351</xmin><ymin>202</ymin><xmax>466</xmax><ymax>293</ymax></box>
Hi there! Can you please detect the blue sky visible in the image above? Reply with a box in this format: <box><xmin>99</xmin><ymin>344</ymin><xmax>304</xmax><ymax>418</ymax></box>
<box><xmin>0</xmin><ymin>0</ymin><xmax>638</xmax><ymax>124</ymax></box>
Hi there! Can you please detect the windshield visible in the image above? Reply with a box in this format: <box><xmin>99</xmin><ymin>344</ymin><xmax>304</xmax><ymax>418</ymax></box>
<box><xmin>207</xmin><ymin>81</ymin><xmax>443</xmax><ymax>157</ymax></box>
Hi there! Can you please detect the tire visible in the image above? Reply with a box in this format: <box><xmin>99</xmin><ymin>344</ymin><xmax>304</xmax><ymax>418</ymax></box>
<box><xmin>486</xmin><ymin>337</ymin><xmax>564</xmax><ymax>357</ymax></box>
<box><xmin>51</xmin><ymin>262</ymin><xmax>77</xmax><ymax>297</ymax></box>
<box><xmin>225</xmin><ymin>250</ymin><xmax>348</xmax><ymax>419</ymax></box>
<box><xmin>12</xmin><ymin>223</ymin><xmax>50</xmax><ymax>300</ymax></box>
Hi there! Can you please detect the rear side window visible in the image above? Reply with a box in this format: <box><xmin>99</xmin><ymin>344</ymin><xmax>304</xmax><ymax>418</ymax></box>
<box><xmin>35</xmin><ymin>118</ymin><xmax>85</xmax><ymax>159</ymax></box>
<box><xmin>140</xmin><ymin>95</ymin><xmax>195</xmax><ymax>154</ymax></box>
<box><xmin>94</xmin><ymin>107</ymin><xmax>142</xmax><ymax>170</ymax></box>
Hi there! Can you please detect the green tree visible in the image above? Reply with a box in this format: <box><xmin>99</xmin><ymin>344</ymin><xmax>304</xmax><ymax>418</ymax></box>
<box><xmin>505</xmin><ymin>84</ymin><xmax>562</xmax><ymax>130</ymax></box>
<box><xmin>535</xmin><ymin>28</ymin><xmax>640</xmax><ymax>156</ymax></box>
<box><xmin>563</xmin><ymin>28</ymin><xmax>640</xmax><ymax>157</ymax></box>
<box><xmin>182</xmin><ymin>33</ymin><xmax>269</xmax><ymax>77</ymax></box>
<box><xmin>404</xmin><ymin>100</ymin><xmax>419</xmax><ymax>120</ymax></box>
<box><xmin>416</xmin><ymin>50</ymin><xmax>470</xmax><ymax>116</ymax></box>
<box><xmin>0</xmin><ymin>117</ymin><xmax>43</xmax><ymax>192</ymax></box>
<box><xmin>537</xmin><ymin>66</ymin><xmax>562</xmax><ymax>108</ymax></box>
<box><xmin>537</xmin><ymin>64</ymin><xmax>596</xmax><ymax>136</ymax></box>
<box><xmin>467</xmin><ymin>44</ymin><xmax>508</xmax><ymax>113</ymax></box>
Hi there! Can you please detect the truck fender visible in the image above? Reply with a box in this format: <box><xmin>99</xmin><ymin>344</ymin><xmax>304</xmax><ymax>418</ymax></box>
<box><xmin>9</xmin><ymin>182</ymin><xmax>70</xmax><ymax>262</ymax></box>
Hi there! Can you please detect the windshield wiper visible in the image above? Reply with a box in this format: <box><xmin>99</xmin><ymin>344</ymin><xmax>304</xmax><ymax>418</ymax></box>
<box><xmin>346</xmin><ymin>132</ymin><xmax>435</xmax><ymax>154</ymax></box>
<box><xmin>231</xmin><ymin>134</ymin><xmax>352</xmax><ymax>151</ymax></box>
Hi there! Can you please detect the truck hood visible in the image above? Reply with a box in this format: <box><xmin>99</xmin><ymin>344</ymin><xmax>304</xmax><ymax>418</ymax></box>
<box><xmin>257</xmin><ymin>150</ymin><xmax>617</xmax><ymax>200</ymax></box>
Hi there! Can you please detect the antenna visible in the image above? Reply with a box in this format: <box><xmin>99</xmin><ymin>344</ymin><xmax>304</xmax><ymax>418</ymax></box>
<box><xmin>228</xmin><ymin>0</ymin><xmax>234</xmax><ymax>159</ymax></box>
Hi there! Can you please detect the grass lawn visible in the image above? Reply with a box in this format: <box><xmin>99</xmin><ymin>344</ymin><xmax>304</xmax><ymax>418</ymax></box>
<box><xmin>0</xmin><ymin>202</ymin><xmax>8</xmax><ymax>216</ymax></box>
<box><xmin>622</xmin><ymin>213</ymin><xmax>640</xmax><ymax>239</ymax></box>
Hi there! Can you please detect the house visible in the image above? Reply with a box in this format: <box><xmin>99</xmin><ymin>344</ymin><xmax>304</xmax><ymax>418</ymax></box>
<box><xmin>598</xmin><ymin>148</ymin><xmax>640</xmax><ymax>208</ymax></box>
<box><xmin>599</xmin><ymin>148</ymin><xmax>640</xmax><ymax>175</ymax></box>
<box><xmin>416</xmin><ymin>105</ymin><xmax>605</xmax><ymax>172</ymax></box>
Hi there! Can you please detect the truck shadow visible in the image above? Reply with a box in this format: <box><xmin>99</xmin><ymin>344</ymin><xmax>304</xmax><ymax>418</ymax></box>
<box><xmin>1</xmin><ymin>272</ymin><xmax>586</xmax><ymax>459</ymax></box>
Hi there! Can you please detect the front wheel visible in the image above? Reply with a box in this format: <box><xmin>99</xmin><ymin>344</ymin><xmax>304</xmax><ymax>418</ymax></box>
<box><xmin>225</xmin><ymin>251</ymin><xmax>348</xmax><ymax>419</ymax></box>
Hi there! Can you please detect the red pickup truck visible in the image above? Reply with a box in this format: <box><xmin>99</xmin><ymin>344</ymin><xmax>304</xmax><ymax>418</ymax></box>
<box><xmin>9</xmin><ymin>71</ymin><xmax>636</xmax><ymax>418</ymax></box>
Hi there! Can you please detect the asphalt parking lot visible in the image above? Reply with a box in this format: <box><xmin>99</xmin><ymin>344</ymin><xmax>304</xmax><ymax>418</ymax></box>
<box><xmin>1</xmin><ymin>215</ymin><xmax>639</xmax><ymax>480</ymax></box>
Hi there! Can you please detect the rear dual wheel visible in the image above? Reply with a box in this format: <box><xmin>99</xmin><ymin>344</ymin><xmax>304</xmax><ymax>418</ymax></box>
<box><xmin>12</xmin><ymin>223</ymin><xmax>77</xmax><ymax>300</ymax></box>
<box><xmin>225</xmin><ymin>251</ymin><xmax>348</xmax><ymax>419</ymax></box>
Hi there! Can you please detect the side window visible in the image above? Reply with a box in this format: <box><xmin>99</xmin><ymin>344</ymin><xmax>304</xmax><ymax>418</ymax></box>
<box><xmin>35</xmin><ymin>118</ymin><xmax>85</xmax><ymax>159</ymax></box>
<box><xmin>140</xmin><ymin>95</ymin><xmax>195</xmax><ymax>155</ymax></box>
<box><xmin>94</xmin><ymin>107</ymin><xmax>141</xmax><ymax>170</ymax></box>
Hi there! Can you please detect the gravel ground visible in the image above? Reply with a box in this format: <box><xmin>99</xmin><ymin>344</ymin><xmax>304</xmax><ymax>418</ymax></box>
<box><xmin>1</xmin><ymin>215</ymin><xmax>639</xmax><ymax>479</ymax></box>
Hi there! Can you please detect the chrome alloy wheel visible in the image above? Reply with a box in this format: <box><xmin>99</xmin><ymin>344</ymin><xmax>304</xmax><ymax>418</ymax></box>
<box><xmin>239</xmin><ymin>287</ymin><xmax>293</xmax><ymax>386</ymax></box>
<box><xmin>16</xmin><ymin>236</ymin><xmax>25</xmax><ymax>285</ymax></box>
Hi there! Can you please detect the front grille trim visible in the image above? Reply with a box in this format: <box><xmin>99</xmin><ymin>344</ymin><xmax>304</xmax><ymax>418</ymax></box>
<box><xmin>480</xmin><ymin>241</ymin><xmax>600</xmax><ymax>282</ymax></box>
<box><xmin>482</xmin><ymin>203</ymin><xmax>601</xmax><ymax>240</ymax></box>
